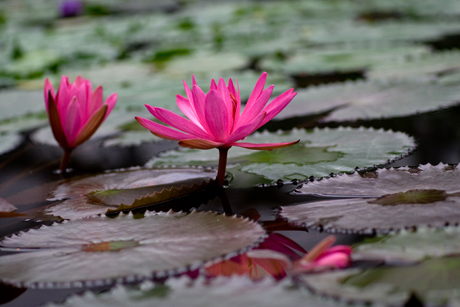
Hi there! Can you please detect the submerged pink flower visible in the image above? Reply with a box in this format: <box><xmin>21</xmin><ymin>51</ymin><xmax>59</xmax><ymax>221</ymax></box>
<box><xmin>44</xmin><ymin>76</ymin><xmax>117</xmax><ymax>171</ymax></box>
<box><xmin>293</xmin><ymin>236</ymin><xmax>352</xmax><ymax>273</ymax></box>
<box><xmin>136</xmin><ymin>72</ymin><xmax>299</xmax><ymax>185</ymax></box>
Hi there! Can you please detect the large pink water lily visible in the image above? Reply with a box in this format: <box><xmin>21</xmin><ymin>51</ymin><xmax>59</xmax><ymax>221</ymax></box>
<box><xmin>44</xmin><ymin>75</ymin><xmax>117</xmax><ymax>171</ymax></box>
<box><xmin>136</xmin><ymin>72</ymin><xmax>299</xmax><ymax>185</ymax></box>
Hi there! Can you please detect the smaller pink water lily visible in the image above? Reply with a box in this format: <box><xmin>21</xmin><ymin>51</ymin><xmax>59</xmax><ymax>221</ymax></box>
<box><xmin>44</xmin><ymin>76</ymin><xmax>117</xmax><ymax>172</ymax></box>
<box><xmin>136</xmin><ymin>72</ymin><xmax>299</xmax><ymax>185</ymax></box>
<box><xmin>293</xmin><ymin>236</ymin><xmax>352</xmax><ymax>273</ymax></box>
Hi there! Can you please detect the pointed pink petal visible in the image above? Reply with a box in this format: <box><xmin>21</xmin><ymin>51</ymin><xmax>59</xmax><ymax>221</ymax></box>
<box><xmin>178</xmin><ymin>138</ymin><xmax>223</xmax><ymax>149</ymax></box>
<box><xmin>89</xmin><ymin>86</ymin><xmax>103</xmax><ymax>115</ymax></box>
<box><xmin>135</xmin><ymin>117</ymin><xmax>193</xmax><ymax>141</ymax></box>
<box><xmin>204</xmin><ymin>89</ymin><xmax>229</xmax><ymax>142</ymax></box>
<box><xmin>269</xmin><ymin>233</ymin><xmax>308</xmax><ymax>254</ymax></box>
<box><xmin>217</xmin><ymin>78</ymin><xmax>234</xmax><ymax>134</ymax></box>
<box><xmin>231</xmin><ymin>140</ymin><xmax>299</xmax><ymax>151</ymax></box>
<box><xmin>192</xmin><ymin>84</ymin><xmax>211</xmax><ymax>133</ymax></box>
<box><xmin>63</xmin><ymin>96</ymin><xmax>82</xmax><ymax>145</ymax></box>
<box><xmin>228</xmin><ymin>78</ymin><xmax>240</xmax><ymax>125</ymax></box>
<box><xmin>244</xmin><ymin>72</ymin><xmax>267</xmax><ymax>112</ymax></box>
<box><xmin>258</xmin><ymin>90</ymin><xmax>297</xmax><ymax>128</ymax></box>
<box><xmin>103</xmin><ymin>93</ymin><xmax>117</xmax><ymax>120</ymax></box>
<box><xmin>225</xmin><ymin>112</ymin><xmax>265</xmax><ymax>144</ymax></box>
<box><xmin>44</xmin><ymin>78</ymin><xmax>55</xmax><ymax>114</ymax></box>
<box><xmin>210</xmin><ymin>79</ymin><xmax>217</xmax><ymax>90</ymax></box>
<box><xmin>56</xmin><ymin>75</ymin><xmax>71</xmax><ymax>117</ymax></box>
<box><xmin>176</xmin><ymin>94</ymin><xmax>201</xmax><ymax>126</ymax></box>
<box><xmin>238</xmin><ymin>85</ymin><xmax>273</xmax><ymax>127</ymax></box>
<box><xmin>147</xmin><ymin>106</ymin><xmax>210</xmax><ymax>139</ymax></box>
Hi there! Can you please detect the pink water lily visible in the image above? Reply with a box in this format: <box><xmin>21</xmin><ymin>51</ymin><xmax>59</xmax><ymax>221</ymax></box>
<box><xmin>293</xmin><ymin>236</ymin><xmax>352</xmax><ymax>273</ymax></box>
<box><xmin>44</xmin><ymin>75</ymin><xmax>117</xmax><ymax>172</ymax></box>
<box><xmin>136</xmin><ymin>72</ymin><xmax>299</xmax><ymax>185</ymax></box>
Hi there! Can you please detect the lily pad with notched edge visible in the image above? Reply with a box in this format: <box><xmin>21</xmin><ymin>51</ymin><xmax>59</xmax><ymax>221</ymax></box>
<box><xmin>45</xmin><ymin>276</ymin><xmax>338</xmax><ymax>307</ymax></box>
<box><xmin>355</xmin><ymin>226</ymin><xmax>460</xmax><ymax>263</ymax></box>
<box><xmin>280</xmin><ymin>163</ymin><xmax>460</xmax><ymax>234</ymax></box>
<box><xmin>146</xmin><ymin>127</ymin><xmax>415</xmax><ymax>184</ymax></box>
<box><xmin>45</xmin><ymin>167</ymin><xmax>217</xmax><ymax>219</ymax></box>
<box><xmin>273</xmin><ymin>80</ymin><xmax>460</xmax><ymax>123</ymax></box>
<box><xmin>299</xmin><ymin>256</ymin><xmax>460</xmax><ymax>307</ymax></box>
<box><xmin>0</xmin><ymin>211</ymin><xmax>265</xmax><ymax>288</ymax></box>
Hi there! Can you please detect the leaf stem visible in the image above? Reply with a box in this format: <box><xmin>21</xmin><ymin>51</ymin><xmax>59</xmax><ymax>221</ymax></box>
<box><xmin>216</xmin><ymin>147</ymin><xmax>229</xmax><ymax>186</ymax></box>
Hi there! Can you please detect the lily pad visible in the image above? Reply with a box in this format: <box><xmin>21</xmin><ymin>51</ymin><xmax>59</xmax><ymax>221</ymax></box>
<box><xmin>0</xmin><ymin>89</ymin><xmax>44</xmax><ymax>122</ymax></box>
<box><xmin>147</xmin><ymin>127</ymin><xmax>415</xmax><ymax>184</ymax></box>
<box><xmin>355</xmin><ymin>227</ymin><xmax>460</xmax><ymax>263</ymax></box>
<box><xmin>369</xmin><ymin>50</ymin><xmax>460</xmax><ymax>82</ymax></box>
<box><xmin>280</xmin><ymin>163</ymin><xmax>460</xmax><ymax>234</ymax></box>
<box><xmin>274</xmin><ymin>80</ymin><xmax>460</xmax><ymax>123</ymax></box>
<box><xmin>0</xmin><ymin>133</ymin><xmax>21</xmax><ymax>155</ymax></box>
<box><xmin>45</xmin><ymin>276</ymin><xmax>338</xmax><ymax>307</ymax></box>
<box><xmin>45</xmin><ymin>167</ymin><xmax>217</xmax><ymax>219</ymax></box>
<box><xmin>299</xmin><ymin>256</ymin><xmax>460</xmax><ymax>307</ymax></box>
<box><xmin>260</xmin><ymin>45</ymin><xmax>429</xmax><ymax>75</ymax></box>
<box><xmin>0</xmin><ymin>211</ymin><xmax>265</xmax><ymax>288</ymax></box>
<box><xmin>0</xmin><ymin>197</ymin><xmax>17</xmax><ymax>212</ymax></box>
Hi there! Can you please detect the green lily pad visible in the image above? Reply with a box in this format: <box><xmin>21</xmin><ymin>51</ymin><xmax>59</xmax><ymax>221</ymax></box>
<box><xmin>0</xmin><ymin>133</ymin><xmax>21</xmax><ymax>155</ymax></box>
<box><xmin>355</xmin><ymin>227</ymin><xmax>460</xmax><ymax>263</ymax></box>
<box><xmin>274</xmin><ymin>80</ymin><xmax>460</xmax><ymax>123</ymax></box>
<box><xmin>0</xmin><ymin>89</ymin><xmax>44</xmax><ymax>122</ymax></box>
<box><xmin>45</xmin><ymin>167</ymin><xmax>217</xmax><ymax>219</ymax></box>
<box><xmin>280</xmin><ymin>163</ymin><xmax>460</xmax><ymax>234</ymax></box>
<box><xmin>260</xmin><ymin>45</ymin><xmax>429</xmax><ymax>75</ymax></box>
<box><xmin>299</xmin><ymin>256</ymin><xmax>460</xmax><ymax>307</ymax></box>
<box><xmin>45</xmin><ymin>276</ymin><xmax>338</xmax><ymax>307</ymax></box>
<box><xmin>147</xmin><ymin>127</ymin><xmax>415</xmax><ymax>185</ymax></box>
<box><xmin>369</xmin><ymin>50</ymin><xmax>460</xmax><ymax>82</ymax></box>
<box><xmin>0</xmin><ymin>210</ymin><xmax>266</xmax><ymax>288</ymax></box>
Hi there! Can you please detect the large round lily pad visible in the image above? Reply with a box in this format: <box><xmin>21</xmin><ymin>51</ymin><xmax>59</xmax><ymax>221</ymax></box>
<box><xmin>299</xmin><ymin>256</ymin><xmax>460</xmax><ymax>307</ymax></box>
<box><xmin>281</xmin><ymin>163</ymin><xmax>460</xmax><ymax>234</ymax></box>
<box><xmin>355</xmin><ymin>227</ymin><xmax>460</xmax><ymax>263</ymax></box>
<box><xmin>274</xmin><ymin>80</ymin><xmax>460</xmax><ymax>123</ymax></box>
<box><xmin>45</xmin><ymin>167</ymin><xmax>217</xmax><ymax>219</ymax></box>
<box><xmin>0</xmin><ymin>211</ymin><xmax>266</xmax><ymax>288</ymax></box>
<box><xmin>45</xmin><ymin>276</ymin><xmax>338</xmax><ymax>307</ymax></box>
<box><xmin>147</xmin><ymin>127</ymin><xmax>415</xmax><ymax>184</ymax></box>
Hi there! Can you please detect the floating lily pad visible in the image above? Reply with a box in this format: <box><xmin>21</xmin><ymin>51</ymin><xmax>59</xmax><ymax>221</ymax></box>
<box><xmin>299</xmin><ymin>256</ymin><xmax>460</xmax><ymax>307</ymax></box>
<box><xmin>355</xmin><ymin>227</ymin><xmax>460</xmax><ymax>263</ymax></box>
<box><xmin>0</xmin><ymin>89</ymin><xmax>44</xmax><ymax>122</ymax></box>
<box><xmin>260</xmin><ymin>45</ymin><xmax>429</xmax><ymax>75</ymax></box>
<box><xmin>369</xmin><ymin>50</ymin><xmax>460</xmax><ymax>82</ymax></box>
<box><xmin>0</xmin><ymin>197</ymin><xmax>17</xmax><ymax>212</ymax></box>
<box><xmin>0</xmin><ymin>133</ymin><xmax>21</xmax><ymax>155</ymax></box>
<box><xmin>0</xmin><ymin>211</ymin><xmax>265</xmax><ymax>288</ymax></box>
<box><xmin>281</xmin><ymin>163</ymin><xmax>460</xmax><ymax>234</ymax></box>
<box><xmin>45</xmin><ymin>167</ymin><xmax>217</xmax><ymax>219</ymax></box>
<box><xmin>147</xmin><ymin>127</ymin><xmax>415</xmax><ymax>184</ymax></box>
<box><xmin>45</xmin><ymin>276</ymin><xmax>338</xmax><ymax>307</ymax></box>
<box><xmin>274</xmin><ymin>80</ymin><xmax>460</xmax><ymax>123</ymax></box>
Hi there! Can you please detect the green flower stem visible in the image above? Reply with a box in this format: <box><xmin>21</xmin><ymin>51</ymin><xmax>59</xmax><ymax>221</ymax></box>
<box><xmin>59</xmin><ymin>148</ymin><xmax>72</xmax><ymax>173</ymax></box>
<box><xmin>216</xmin><ymin>147</ymin><xmax>229</xmax><ymax>186</ymax></box>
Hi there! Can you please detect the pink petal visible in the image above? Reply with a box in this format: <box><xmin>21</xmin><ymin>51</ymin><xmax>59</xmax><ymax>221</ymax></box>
<box><xmin>176</xmin><ymin>94</ymin><xmax>200</xmax><ymax>126</ymax></box>
<box><xmin>245</xmin><ymin>72</ymin><xmax>267</xmax><ymax>112</ymax></box>
<box><xmin>225</xmin><ymin>112</ymin><xmax>265</xmax><ymax>144</ymax></box>
<box><xmin>89</xmin><ymin>86</ymin><xmax>103</xmax><ymax>116</ymax></box>
<box><xmin>217</xmin><ymin>78</ymin><xmax>234</xmax><ymax>134</ymax></box>
<box><xmin>63</xmin><ymin>96</ymin><xmax>82</xmax><ymax>146</ymax></box>
<box><xmin>192</xmin><ymin>84</ymin><xmax>211</xmax><ymax>133</ymax></box>
<box><xmin>258</xmin><ymin>89</ymin><xmax>296</xmax><ymax>128</ymax></box>
<box><xmin>238</xmin><ymin>85</ymin><xmax>273</xmax><ymax>128</ymax></box>
<box><xmin>269</xmin><ymin>233</ymin><xmax>307</xmax><ymax>254</ymax></box>
<box><xmin>135</xmin><ymin>117</ymin><xmax>193</xmax><ymax>141</ymax></box>
<box><xmin>314</xmin><ymin>252</ymin><xmax>351</xmax><ymax>269</ymax></box>
<box><xmin>210</xmin><ymin>79</ymin><xmax>217</xmax><ymax>90</ymax></box>
<box><xmin>44</xmin><ymin>78</ymin><xmax>55</xmax><ymax>114</ymax></box>
<box><xmin>231</xmin><ymin>140</ymin><xmax>299</xmax><ymax>151</ymax></box>
<box><xmin>147</xmin><ymin>106</ymin><xmax>210</xmax><ymax>139</ymax></box>
<box><xmin>178</xmin><ymin>138</ymin><xmax>223</xmax><ymax>149</ymax></box>
<box><xmin>204</xmin><ymin>89</ymin><xmax>229</xmax><ymax>142</ymax></box>
<box><xmin>103</xmin><ymin>93</ymin><xmax>117</xmax><ymax>120</ymax></box>
<box><xmin>56</xmin><ymin>75</ymin><xmax>71</xmax><ymax>117</ymax></box>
